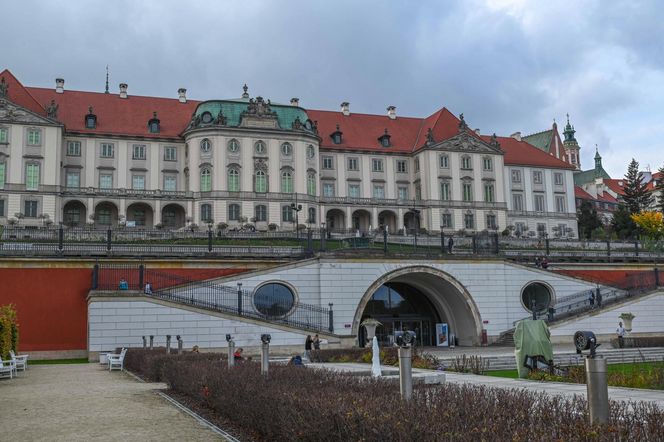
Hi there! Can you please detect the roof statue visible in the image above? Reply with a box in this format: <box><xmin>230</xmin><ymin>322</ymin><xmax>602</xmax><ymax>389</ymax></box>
<box><xmin>292</xmin><ymin>115</ymin><xmax>302</xmax><ymax>130</ymax></box>
<box><xmin>45</xmin><ymin>99</ymin><xmax>58</xmax><ymax>119</ymax></box>
<box><xmin>215</xmin><ymin>109</ymin><xmax>226</xmax><ymax>126</ymax></box>
<box><xmin>490</xmin><ymin>133</ymin><xmax>500</xmax><ymax>148</ymax></box>
<box><xmin>458</xmin><ymin>113</ymin><xmax>468</xmax><ymax>132</ymax></box>
<box><xmin>0</xmin><ymin>77</ymin><xmax>8</xmax><ymax>98</ymax></box>
<box><xmin>426</xmin><ymin>127</ymin><xmax>435</xmax><ymax>145</ymax></box>
<box><xmin>242</xmin><ymin>84</ymin><xmax>249</xmax><ymax>99</ymax></box>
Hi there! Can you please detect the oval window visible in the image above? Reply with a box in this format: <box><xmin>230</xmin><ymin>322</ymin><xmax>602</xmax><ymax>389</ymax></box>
<box><xmin>253</xmin><ymin>283</ymin><xmax>295</xmax><ymax>317</ymax></box>
<box><xmin>201</xmin><ymin>112</ymin><xmax>213</xmax><ymax>124</ymax></box>
<box><xmin>521</xmin><ymin>282</ymin><xmax>552</xmax><ymax>313</ymax></box>
<box><xmin>255</xmin><ymin>140</ymin><xmax>266</xmax><ymax>154</ymax></box>
<box><xmin>281</xmin><ymin>142</ymin><xmax>292</xmax><ymax>156</ymax></box>
<box><xmin>228</xmin><ymin>139</ymin><xmax>240</xmax><ymax>153</ymax></box>
<box><xmin>200</xmin><ymin>138</ymin><xmax>211</xmax><ymax>152</ymax></box>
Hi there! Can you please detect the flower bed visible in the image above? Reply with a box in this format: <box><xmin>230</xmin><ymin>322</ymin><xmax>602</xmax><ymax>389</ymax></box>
<box><xmin>125</xmin><ymin>349</ymin><xmax>663</xmax><ymax>441</ymax></box>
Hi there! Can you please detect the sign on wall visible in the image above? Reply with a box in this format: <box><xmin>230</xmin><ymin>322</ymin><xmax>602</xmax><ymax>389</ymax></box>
<box><xmin>436</xmin><ymin>323</ymin><xmax>449</xmax><ymax>347</ymax></box>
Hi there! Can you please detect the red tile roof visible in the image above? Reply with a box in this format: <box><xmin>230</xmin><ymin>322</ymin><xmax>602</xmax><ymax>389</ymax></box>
<box><xmin>482</xmin><ymin>135</ymin><xmax>575</xmax><ymax>170</ymax></box>
<box><xmin>575</xmin><ymin>186</ymin><xmax>594</xmax><ymax>200</ymax></box>
<box><xmin>604</xmin><ymin>179</ymin><xmax>626</xmax><ymax>196</ymax></box>
<box><xmin>0</xmin><ymin>69</ymin><xmax>48</xmax><ymax>116</ymax></box>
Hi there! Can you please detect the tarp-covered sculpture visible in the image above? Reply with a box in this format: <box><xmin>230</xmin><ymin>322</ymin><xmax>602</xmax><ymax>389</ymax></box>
<box><xmin>514</xmin><ymin>319</ymin><xmax>554</xmax><ymax>378</ymax></box>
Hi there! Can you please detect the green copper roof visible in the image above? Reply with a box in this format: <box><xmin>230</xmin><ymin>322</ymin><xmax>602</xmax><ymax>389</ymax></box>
<box><xmin>523</xmin><ymin>130</ymin><xmax>553</xmax><ymax>153</ymax></box>
<box><xmin>574</xmin><ymin>167</ymin><xmax>611</xmax><ymax>185</ymax></box>
<box><xmin>193</xmin><ymin>98</ymin><xmax>314</xmax><ymax>133</ymax></box>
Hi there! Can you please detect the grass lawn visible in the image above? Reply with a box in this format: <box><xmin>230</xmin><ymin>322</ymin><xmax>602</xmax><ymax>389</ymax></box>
<box><xmin>30</xmin><ymin>358</ymin><xmax>90</xmax><ymax>365</ymax></box>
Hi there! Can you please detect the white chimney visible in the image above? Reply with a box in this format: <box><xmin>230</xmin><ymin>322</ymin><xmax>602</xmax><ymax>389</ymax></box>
<box><xmin>475</xmin><ymin>128</ymin><xmax>481</xmax><ymax>135</ymax></box>
<box><xmin>119</xmin><ymin>83</ymin><xmax>128</xmax><ymax>99</ymax></box>
<box><xmin>340</xmin><ymin>102</ymin><xmax>350</xmax><ymax>116</ymax></box>
<box><xmin>55</xmin><ymin>78</ymin><xmax>65</xmax><ymax>94</ymax></box>
<box><xmin>178</xmin><ymin>88</ymin><xmax>187</xmax><ymax>103</ymax></box>
<box><xmin>510</xmin><ymin>131</ymin><xmax>522</xmax><ymax>141</ymax></box>
<box><xmin>290</xmin><ymin>97</ymin><xmax>300</xmax><ymax>106</ymax></box>
<box><xmin>387</xmin><ymin>106</ymin><xmax>397</xmax><ymax>120</ymax></box>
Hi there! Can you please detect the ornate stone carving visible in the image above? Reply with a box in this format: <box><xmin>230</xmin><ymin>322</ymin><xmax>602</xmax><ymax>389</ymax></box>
<box><xmin>0</xmin><ymin>77</ymin><xmax>8</xmax><ymax>98</ymax></box>
<box><xmin>458</xmin><ymin>113</ymin><xmax>468</xmax><ymax>132</ymax></box>
<box><xmin>46</xmin><ymin>100</ymin><xmax>59</xmax><ymax>119</ymax></box>
<box><xmin>0</xmin><ymin>99</ymin><xmax>56</xmax><ymax>125</ymax></box>
<box><xmin>215</xmin><ymin>110</ymin><xmax>227</xmax><ymax>126</ymax></box>
<box><xmin>244</xmin><ymin>96</ymin><xmax>276</xmax><ymax>117</ymax></box>
<box><xmin>254</xmin><ymin>158</ymin><xmax>268</xmax><ymax>172</ymax></box>
<box><xmin>240</xmin><ymin>96</ymin><xmax>279</xmax><ymax>129</ymax></box>
<box><xmin>490</xmin><ymin>133</ymin><xmax>500</xmax><ymax>149</ymax></box>
<box><xmin>426</xmin><ymin>127</ymin><xmax>435</xmax><ymax>145</ymax></box>
<box><xmin>292</xmin><ymin>116</ymin><xmax>302</xmax><ymax>130</ymax></box>
<box><xmin>433</xmin><ymin>132</ymin><xmax>500</xmax><ymax>154</ymax></box>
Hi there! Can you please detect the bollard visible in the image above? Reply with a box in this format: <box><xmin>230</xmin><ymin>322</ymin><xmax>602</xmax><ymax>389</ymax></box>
<box><xmin>585</xmin><ymin>356</ymin><xmax>609</xmax><ymax>424</ymax></box>
<box><xmin>177</xmin><ymin>338</ymin><xmax>183</xmax><ymax>355</ymax></box>
<box><xmin>398</xmin><ymin>346</ymin><xmax>413</xmax><ymax>401</ymax></box>
<box><xmin>149</xmin><ymin>335</ymin><xmax>154</xmax><ymax>350</ymax></box>
<box><xmin>142</xmin><ymin>336</ymin><xmax>146</xmax><ymax>348</ymax></box>
<box><xmin>261</xmin><ymin>342</ymin><xmax>270</xmax><ymax>376</ymax></box>
<box><xmin>227</xmin><ymin>340</ymin><xmax>235</xmax><ymax>368</ymax></box>
<box><xmin>166</xmin><ymin>335</ymin><xmax>171</xmax><ymax>354</ymax></box>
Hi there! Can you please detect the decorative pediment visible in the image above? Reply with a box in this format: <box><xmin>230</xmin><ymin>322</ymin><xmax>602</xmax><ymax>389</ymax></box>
<box><xmin>0</xmin><ymin>98</ymin><xmax>58</xmax><ymax>126</ymax></box>
<box><xmin>240</xmin><ymin>96</ymin><xmax>279</xmax><ymax>129</ymax></box>
<box><xmin>430</xmin><ymin>132</ymin><xmax>502</xmax><ymax>154</ymax></box>
<box><xmin>254</xmin><ymin>158</ymin><xmax>268</xmax><ymax>172</ymax></box>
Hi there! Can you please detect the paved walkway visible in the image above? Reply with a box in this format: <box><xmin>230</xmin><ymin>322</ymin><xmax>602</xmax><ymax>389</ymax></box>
<box><xmin>0</xmin><ymin>364</ymin><xmax>222</xmax><ymax>441</ymax></box>
<box><xmin>311</xmin><ymin>362</ymin><xmax>664</xmax><ymax>408</ymax></box>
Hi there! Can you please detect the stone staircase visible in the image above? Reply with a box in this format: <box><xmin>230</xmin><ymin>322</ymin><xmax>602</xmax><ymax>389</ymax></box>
<box><xmin>436</xmin><ymin>347</ymin><xmax>664</xmax><ymax>371</ymax></box>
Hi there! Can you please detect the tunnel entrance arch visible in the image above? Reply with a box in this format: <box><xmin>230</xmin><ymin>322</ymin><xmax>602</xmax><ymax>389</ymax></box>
<box><xmin>353</xmin><ymin>266</ymin><xmax>483</xmax><ymax>347</ymax></box>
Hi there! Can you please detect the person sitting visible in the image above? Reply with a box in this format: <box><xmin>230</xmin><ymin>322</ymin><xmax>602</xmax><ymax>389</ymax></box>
<box><xmin>233</xmin><ymin>347</ymin><xmax>244</xmax><ymax>361</ymax></box>
<box><xmin>144</xmin><ymin>282</ymin><xmax>153</xmax><ymax>294</ymax></box>
<box><xmin>118</xmin><ymin>278</ymin><xmax>129</xmax><ymax>290</ymax></box>
<box><xmin>288</xmin><ymin>354</ymin><xmax>304</xmax><ymax>367</ymax></box>
<box><xmin>192</xmin><ymin>345</ymin><xmax>200</xmax><ymax>353</ymax></box>
<box><xmin>534</xmin><ymin>257</ymin><xmax>541</xmax><ymax>268</ymax></box>
<box><xmin>541</xmin><ymin>257</ymin><xmax>549</xmax><ymax>270</ymax></box>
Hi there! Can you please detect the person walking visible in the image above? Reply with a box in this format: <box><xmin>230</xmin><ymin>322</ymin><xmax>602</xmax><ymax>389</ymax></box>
<box><xmin>144</xmin><ymin>281</ymin><xmax>153</xmax><ymax>294</ymax></box>
<box><xmin>304</xmin><ymin>335</ymin><xmax>313</xmax><ymax>362</ymax></box>
<box><xmin>617</xmin><ymin>322</ymin><xmax>626</xmax><ymax>348</ymax></box>
<box><xmin>312</xmin><ymin>334</ymin><xmax>321</xmax><ymax>362</ymax></box>
<box><xmin>588</xmin><ymin>290</ymin><xmax>595</xmax><ymax>309</ymax></box>
<box><xmin>447</xmin><ymin>237</ymin><xmax>454</xmax><ymax>254</ymax></box>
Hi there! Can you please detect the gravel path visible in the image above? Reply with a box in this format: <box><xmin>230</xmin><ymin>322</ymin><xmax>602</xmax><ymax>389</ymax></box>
<box><xmin>0</xmin><ymin>364</ymin><xmax>222</xmax><ymax>441</ymax></box>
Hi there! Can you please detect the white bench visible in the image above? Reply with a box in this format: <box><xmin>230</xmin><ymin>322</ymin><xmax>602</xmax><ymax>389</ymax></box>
<box><xmin>108</xmin><ymin>348</ymin><xmax>127</xmax><ymax>371</ymax></box>
<box><xmin>10</xmin><ymin>350</ymin><xmax>28</xmax><ymax>371</ymax></box>
<box><xmin>0</xmin><ymin>359</ymin><xmax>15</xmax><ymax>379</ymax></box>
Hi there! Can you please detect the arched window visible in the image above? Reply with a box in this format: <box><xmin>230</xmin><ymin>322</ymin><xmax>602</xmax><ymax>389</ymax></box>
<box><xmin>228</xmin><ymin>203</ymin><xmax>241</xmax><ymax>221</ymax></box>
<box><xmin>201</xmin><ymin>203</ymin><xmax>212</xmax><ymax>222</ymax></box>
<box><xmin>228</xmin><ymin>168</ymin><xmax>239</xmax><ymax>192</ymax></box>
<box><xmin>255</xmin><ymin>205</ymin><xmax>267</xmax><ymax>222</ymax></box>
<box><xmin>200</xmin><ymin>167</ymin><xmax>212</xmax><ymax>192</ymax></box>
<box><xmin>255</xmin><ymin>170</ymin><xmax>267</xmax><ymax>193</ymax></box>
<box><xmin>307</xmin><ymin>172</ymin><xmax>316</xmax><ymax>196</ymax></box>
<box><xmin>200</xmin><ymin>138</ymin><xmax>211</xmax><ymax>153</ymax></box>
<box><xmin>281</xmin><ymin>142</ymin><xmax>292</xmax><ymax>156</ymax></box>
<box><xmin>308</xmin><ymin>207</ymin><xmax>316</xmax><ymax>224</ymax></box>
<box><xmin>281</xmin><ymin>170</ymin><xmax>293</xmax><ymax>193</ymax></box>
<box><xmin>228</xmin><ymin>139</ymin><xmax>240</xmax><ymax>153</ymax></box>
<box><xmin>255</xmin><ymin>140</ymin><xmax>266</xmax><ymax>154</ymax></box>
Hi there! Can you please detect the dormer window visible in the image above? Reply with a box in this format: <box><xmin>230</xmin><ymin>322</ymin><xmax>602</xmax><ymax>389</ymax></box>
<box><xmin>201</xmin><ymin>111</ymin><xmax>213</xmax><ymax>124</ymax></box>
<box><xmin>330</xmin><ymin>124</ymin><xmax>343</xmax><ymax>144</ymax></box>
<box><xmin>148</xmin><ymin>112</ymin><xmax>160</xmax><ymax>133</ymax></box>
<box><xmin>85</xmin><ymin>106</ymin><xmax>97</xmax><ymax>129</ymax></box>
<box><xmin>378</xmin><ymin>129</ymin><xmax>391</xmax><ymax>147</ymax></box>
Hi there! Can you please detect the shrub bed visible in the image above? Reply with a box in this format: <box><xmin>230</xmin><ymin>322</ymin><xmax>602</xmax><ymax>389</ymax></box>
<box><xmin>610</xmin><ymin>336</ymin><xmax>664</xmax><ymax>348</ymax></box>
<box><xmin>315</xmin><ymin>347</ymin><xmax>442</xmax><ymax>369</ymax></box>
<box><xmin>527</xmin><ymin>363</ymin><xmax>664</xmax><ymax>390</ymax></box>
<box><xmin>123</xmin><ymin>348</ymin><xmax>226</xmax><ymax>382</ymax></box>
<box><xmin>126</xmin><ymin>349</ymin><xmax>663</xmax><ymax>441</ymax></box>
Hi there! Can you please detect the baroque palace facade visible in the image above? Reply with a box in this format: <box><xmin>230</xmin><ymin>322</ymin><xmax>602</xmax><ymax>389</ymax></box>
<box><xmin>0</xmin><ymin>69</ymin><xmax>578</xmax><ymax>237</ymax></box>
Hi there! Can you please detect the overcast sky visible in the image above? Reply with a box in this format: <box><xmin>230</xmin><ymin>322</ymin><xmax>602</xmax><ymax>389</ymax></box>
<box><xmin>2</xmin><ymin>0</ymin><xmax>662</xmax><ymax>177</ymax></box>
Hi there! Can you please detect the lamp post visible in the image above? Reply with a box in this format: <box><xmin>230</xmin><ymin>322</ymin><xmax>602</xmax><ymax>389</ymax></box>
<box><xmin>207</xmin><ymin>221</ymin><xmax>213</xmax><ymax>253</ymax></box>
<box><xmin>291</xmin><ymin>194</ymin><xmax>303</xmax><ymax>240</ymax></box>
<box><xmin>320</xmin><ymin>222</ymin><xmax>326</xmax><ymax>251</ymax></box>
<box><xmin>407</xmin><ymin>208</ymin><xmax>420</xmax><ymax>249</ymax></box>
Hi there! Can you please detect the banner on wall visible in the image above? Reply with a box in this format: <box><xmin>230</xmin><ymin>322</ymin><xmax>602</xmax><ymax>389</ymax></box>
<box><xmin>436</xmin><ymin>323</ymin><xmax>449</xmax><ymax>347</ymax></box>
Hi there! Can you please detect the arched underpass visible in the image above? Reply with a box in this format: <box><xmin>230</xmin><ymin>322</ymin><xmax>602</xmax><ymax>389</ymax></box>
<box><xmin>354</xmin><ymin>266</ymin><xmax>483</xmax><ymax>347</ymax></box>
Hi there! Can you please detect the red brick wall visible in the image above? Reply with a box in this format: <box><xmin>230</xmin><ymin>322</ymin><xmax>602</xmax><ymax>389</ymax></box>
<box><xmin>0</xmin><ymin>267</ymin><xmax>246</xmax><ymax>352</ymax></box>
<box><xmin>554</xmin><ymin>269</ymin><xmax>647</xmax><ymax>287</ymax></box>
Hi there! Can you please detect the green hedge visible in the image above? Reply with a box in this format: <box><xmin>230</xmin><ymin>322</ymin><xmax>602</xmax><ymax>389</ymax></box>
<box><xmin>0</xmin><ymin>304</ymin><xmax>19</xmax><ymax>359</ymax></box>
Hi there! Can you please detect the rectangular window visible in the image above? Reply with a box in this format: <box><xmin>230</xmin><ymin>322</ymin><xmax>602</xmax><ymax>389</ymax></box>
<box><xmin>201</xmin><ymin>204</ymin><xmax>213</xmax><ymax>222</ymax></box>
<box><xmin>461</xmin><ymin>156</ymin><xmax>472</xmax><ymax>170</ymax></box>
<box><xmin>255</xmin><ymin>205</ymin><xmax>267</xmax><ymax>222</ymax></box>
<box><xmin>462</xmin><ymin>183</ymin><xmax>473</xmax><ymax>201</ymax></box>
<box><xmin>486</xmin><ymin>214</ymin><xmax>497</xmax><ymax>230</ymax></box>
<box><xmin>0</xmin><ymin>127</ymin><xmax>7</xmax><ymax>143</ymax></box>
<box><xmin>440</xmin><ymin>155</ymin><xmax>449</xmax><ymax>168</ymax></box>
<box><xmin>483</xmin><ymin>157</ymin><xmax>493</xmax><ymax>171</ymax></box>
<box><xmin>164</xmin><ymin>176</ymin><xmax>177</xmax><ymax>191</ymax></box>
<box><xmin>372</xmin><ymin>185</ymin><xmax>385</xmax><ymax>199</ymax></box>
<box><xmin>484</xmin><ymin>184</ymin><xmax>494</xmax><ymax>203</ymax></box>
<box><xmin>555</xmin><ymin>195</ymin><xmax>566</xmax><ymax>213</ymax></box>
<box><xmin>67</xmin><ymin>141</ymin><xmax>81</xmax><ymax>156</ymax></box>
<box><xmin>99</xmin><ymin>174</ymin><xmax>113</xmax><ymax>189</ymax></box>
<box><xmin>515</xmin><ymin>222</ymin><xmax>525</xmax><ymax>236</ymax></box>
<box><xmin>27</xmin><ymin>129</ymin><xmax>41</xmax><ymax>146</ymax></box>
<box><xmin>0</xmin><ymin>199</ymin><xmax>4</xmax><ymax>217</ymax></box>
<box><xmin>132</xmin><ymin>144</ymin><xmax>146</xmax><ymax>160</ymax></box>
<box><xmin>414</xmin><ymin>158</ymin><xmax>420</xmax><ymax>172</ymax></box>
<box><xmin>66</xmin><ymin>171</ymin><xmax>80</xmax><ymax>188</ymax></box>
<box><xmin>322</xmin><ymin>156</ymin><xmax>334</xmax><ymax>169</ymax></box>
<box><xmin>554</xmin><ymin>172</ymin><xmax>563</xmax><ymax>185</ymax></box>
<box><xmin>132</xmin><ymin>175</ymin><xmax>145</xmax><ymax>190</ymax></box>
<box><xmin>441</xmin><ymin>213</ymin><xmax>452</xmax><ymax>229</ymax></box>
<box><xmin>534</xmin><ymin>194</ymin><xmax>545</xmax><ymax>212</ymax></box>
<box><xmin>511</xmin><ymin>169</ymin><xmax>521</xmax><ymax>183</ymax></box>
<box><xmin>0</xmin><ymin>162</ymin><xmax>5</xmax><ymax>190</ymax></box>
<box><xmin>25</xmin><ymin>163</ymin><xmax>40</xmax><ymax>190</ymax></box>
<box><xmin>164</xmin><ymin>146</ymin><xmax>177</xmax><ymax>161</ymax></box>
<box><xmin>347</xmin><ymin>157</ymin><xmax>359</xmax><ymax>171</ymax></box>
<box><xmin>228</xmin><ymin>204</ymin><xmax>241</xmax><ymax>221</ymax></box>
<box><xmin>24</xmin><ymin>200</ymin><xmax>38</xmax><ymax>218</ymax></box>
<box><xmin>282</xmin><ymin>205</ymin><xmax>294</xmax><ymax>222</ymax></box>
<box><xmin>440</xmin><ymin>182</ymin><xmax>450</xmax><ymax>201</ymax></box>
<box><xmin>533</xmin><ymin>170</ymin><xmax>543</xmax><ymax>184</ymax></box>
<box><xmin>512</xmin><ymin>193</ymin><xmax>523</xmax><ymax>211</ymax></box>
<box><xmin>348</xmin><ymin>184</ymin><xmax>360</xmax><ymax>198</ymax></box>
<box><xmin>372</xmin><ymin>158</ymin><xmax>384</xmax><ymax>172</ymax></box>
<box><xmin>398</xmin><ymin>186</ymin><xmax>408</xmax><ymax>200</ymax></box>
<box><xmin>396</xmin><ymin>160</ymin><xmax>407</xmax><ymax>173</ymax></box>
<box><xmin>100</xmin><ymin>143</ymin><xmax>114</xmax><ymax>158</ymax></box>
<box><xmin>464</xmin><ymin>213</ymin><xmax>474</xmax><ymax>229</ymax></box>
<box><xmin>537</xmin><ymin>223</ymin><xmax>546</xmax><ymax>237</ymax></box>
<box><xmin>323</xmin><ymin>183</ymin><xmax>335</xmax><ymax>197</ymax></box>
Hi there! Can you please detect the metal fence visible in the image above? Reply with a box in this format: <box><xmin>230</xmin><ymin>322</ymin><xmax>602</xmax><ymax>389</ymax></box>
<box><xmin>93</xmin><ymin>264</ymin><xmax>333</xmax><ymax>333</ymax></box>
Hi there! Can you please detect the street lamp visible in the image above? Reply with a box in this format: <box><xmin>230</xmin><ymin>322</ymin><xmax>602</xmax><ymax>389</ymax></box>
<box><xmin>291</xmin><ymin>194</ymin><xmax>303</xmax><ymax>239</ymax></box>
<box><xmin>407</xmin><ymin>208</ymin><xmax>420</xmax><ymax>248</ymax></box>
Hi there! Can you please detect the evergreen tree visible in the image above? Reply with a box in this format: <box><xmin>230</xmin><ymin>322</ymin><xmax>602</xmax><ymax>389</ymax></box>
<box><xmin>622</xmin><ymin>159</ymin><xmax>654</xmax><ymax>214</ymax></box>
<box><xmin>656</xmin><ymin>163</ymin><xmax>664</xmax><ymax>213</ymax></box>
<box><xmin>611</xmin><ymin>204</ymin><xmax>638</xmax><ymax>239</ymax></box>
<box><xmin>577</xmin><ymin>200</ymin><xmax>603</xmax><ymax>239</ymax></box>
